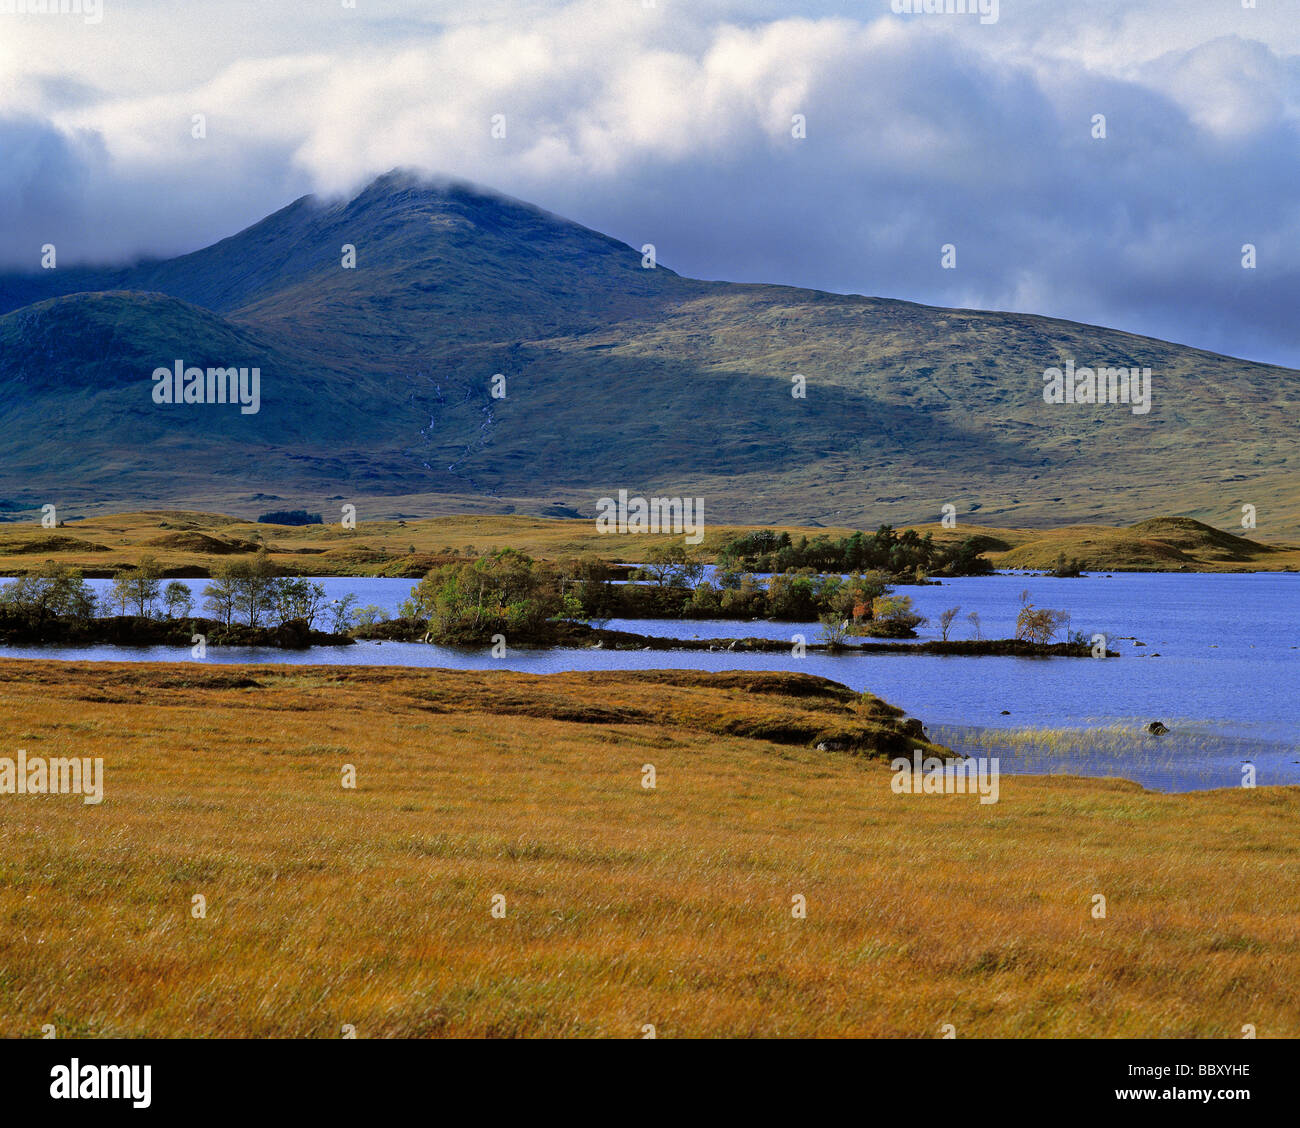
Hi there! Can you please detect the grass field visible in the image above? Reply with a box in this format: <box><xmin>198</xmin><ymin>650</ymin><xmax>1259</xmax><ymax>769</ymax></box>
<box><xmin>1</xmin><ymin>509</ymin><xmax>1296</xmax><ymax>577</ymax></box>
<box><xmin>1</xmin><ymin>660</ymin><xmax>1296</xmax><ymax>1038</ymax></box>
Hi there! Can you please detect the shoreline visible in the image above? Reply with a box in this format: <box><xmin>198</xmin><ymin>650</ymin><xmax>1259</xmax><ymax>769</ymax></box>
<box><xmin>0</xmin><ymin>657</ymin><xmax>1289</xmax><ymax>795</ymax></box>
<box><xmin>0</xmin><ymin>617</ymin><xmax>1111</xmax><ymax>657</ymax></box>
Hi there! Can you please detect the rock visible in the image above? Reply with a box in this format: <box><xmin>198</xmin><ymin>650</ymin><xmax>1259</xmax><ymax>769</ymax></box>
<box><xmin>816</xmin><ymin>741</ymin><xmax>844</xmax><ymax>752</ymax></box>
<box><xmin>902</xmin><ymin>718</ymin><xmax>928</xmax><ymax>741</ymax></box>
<box><xmin>1133</xmin><ymin>640</ymin><xmax>1146</xmax><ymax>647</ymax></box>
<box><xmin>1000</xmin><ymin>710</ymin><xmax>1011</xmax><ymax>715</ymax></box>
<box><xmin>1146</xmin><ymin>721</ymin><xmax>1170</xmax><ymax>735</ymax></box>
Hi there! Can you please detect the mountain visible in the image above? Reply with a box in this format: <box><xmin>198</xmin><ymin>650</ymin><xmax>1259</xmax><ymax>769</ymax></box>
<box><xmin>1</xmin><ymin>170</ymin><xmax>1297</xmax><ymax>536</ymax></box>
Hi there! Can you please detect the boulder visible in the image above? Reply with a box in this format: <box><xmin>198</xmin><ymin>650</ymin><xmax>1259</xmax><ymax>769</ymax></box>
<box><xmin>1146</xmin><ymin>721</ymin><xmax>1170</xmax><ymax>735</ymax></box>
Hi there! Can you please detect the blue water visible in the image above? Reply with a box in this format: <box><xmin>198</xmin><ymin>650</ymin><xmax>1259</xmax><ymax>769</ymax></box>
<box><xmin>2</xmin><ymin>572</ymin><xmax>1296</xmax><ymax>792</ymax></box>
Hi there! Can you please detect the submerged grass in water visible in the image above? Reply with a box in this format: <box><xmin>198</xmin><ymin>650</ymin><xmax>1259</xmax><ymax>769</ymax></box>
<box><xmin>933</xmin><ymin>723</ymin><xmax>1298</xmax><ymax>793</ymax></box>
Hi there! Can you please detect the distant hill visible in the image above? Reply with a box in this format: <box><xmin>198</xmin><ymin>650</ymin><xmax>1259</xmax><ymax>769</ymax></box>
<box><xmin>2</xmin><ymin>170</ymin><xmax>1297</xmax><ymax>537</ymax></box>
<box><xmin>983</xmin><ymin>518</ymin><xmax>1295</xmax><ymax>572</ymax></box>
<box><xmin>0</xmin><ymin>511</ymin><xmax>1292</xmax><ymax>577</ymax></box>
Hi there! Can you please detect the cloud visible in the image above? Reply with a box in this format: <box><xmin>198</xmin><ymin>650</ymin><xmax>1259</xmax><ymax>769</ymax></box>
<box><xmin>0</xmin><ymin>0</ymin><xmax>1295</xmax><ymax>365</ymax></box>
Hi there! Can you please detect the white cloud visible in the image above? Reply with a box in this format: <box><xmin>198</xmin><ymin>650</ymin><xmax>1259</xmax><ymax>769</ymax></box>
<box><xmin>0</xmin><ymin>0</ymin><xmax>1295</xmax><ymax>364</ymax></box>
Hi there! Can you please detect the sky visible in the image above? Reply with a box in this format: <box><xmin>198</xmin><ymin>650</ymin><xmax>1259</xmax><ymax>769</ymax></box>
<box><xmin>1</xmin><ymin>0</ymin><xmax>1297</xmax><ymax>366</ymax></box>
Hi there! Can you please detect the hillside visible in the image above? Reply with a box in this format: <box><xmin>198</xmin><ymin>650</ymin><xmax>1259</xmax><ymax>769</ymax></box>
<box><xmin>989</xmin><ymin>518</ymin><xmax>1295</xmax><ymax>572</ymax></box>
<box><xmin>0</xmin><ymin>510</ymin><xmax>1293</xmax><ymax>576</ymax></box>
<box><xmin>1</xmin><ymin>171</ymin><xmax>1296</xmax><ymax>535</ymax></box>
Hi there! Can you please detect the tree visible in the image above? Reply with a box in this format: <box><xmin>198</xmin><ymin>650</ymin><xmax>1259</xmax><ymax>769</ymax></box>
<box><xmin>765</xmin><ymin>573</ymin><xmax>819</xmax><ymax>620</ymax></box>
<box><xmin>565</xmin><ymin>558</ymin><xmax>616</xmax><ymax>618</ymax></box>
<box><xmin>202</xmin><ymin>573</ymin><xmax>238</xmax><ymax>628</ymax></box>
<box><xmin>123</xmin><ymin>556</ymin><xmax>163</xmax><ymax>617</ymax></box>
<box><xmin>404</xmin><ymin>550</ymin><xmax>564</xmax><ymax>641</ymax></box>
<box><xmin>1015</xmin><ymin>591</ymin><xmax>1071</xmax><ymax>644</ymax></box>
<box><xmin>967</xmin><ymin>610</ymin><xmax>982</xmax><ymax>640</ymax></box>
<box><xmin>0</xmin><ymin>561</ymin><xmax>95</xmax><ymax>630</ymax></box>
<box><xmin>106</xmin><ymin>574</ymin><xmax>133</xmax><ymax>616</ymax></box>
<box><xmin>852</xmin><ymin>571</ymin><xmax>891</xmax><ymax>617</ymax></box>
<box><xmin>163</xmin><ymin>581</ymin><xmax>194</xmax><ymax>620</ymax></box>
<box><xmin>226</xmin><ymin>551</ymin><xmax>279</xmax><ymax>627</ymax></box>
<box><xmin>828</xmin><ymin>570</ymin><xmax>891</xmax><ymax>622</ymax></box>
<box><xmin>715</xmin><ymin>565</ymin><xmax>744</xmax><ymax>591</ymax></box>
<box><xmin>938</xmin><ymin>606</ymin><xmax>961</xmax><ymax>642</ymax></box>
<box><xmin>640</xmin><ymin>543</ymin><xmax>689</xmax><ymax>589</ymax></box>
<box><xmin>719</xmin><ymin>572</ymin><xmax>765</xmax><ymax>618</ymax></box>
<box><xmin>329</xmin><ymin>594</ymin><xmax>359</xmax><ymax>634</ymax></box>
<box><xmin>273</xmin><ymin>577</ymin><xmax>327</xmax><ymax>629</ymax></box>
<box><xmin>686</xmin><ymin>581</ymin><xmax>722</xmax><ymax>617</ymax></box>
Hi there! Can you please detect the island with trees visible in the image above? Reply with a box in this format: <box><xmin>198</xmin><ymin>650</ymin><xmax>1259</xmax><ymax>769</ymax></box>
<box><xmin>0</xmin><ymin>539</ymin><xmax>1106</xmax><ymax>657</ymax></box>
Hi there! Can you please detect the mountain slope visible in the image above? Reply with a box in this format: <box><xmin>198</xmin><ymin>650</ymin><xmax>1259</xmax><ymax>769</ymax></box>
<box><xmin>0</xmin><ymin>171</ymin><xmax>1296</xmax><ymax>536</ymax></box>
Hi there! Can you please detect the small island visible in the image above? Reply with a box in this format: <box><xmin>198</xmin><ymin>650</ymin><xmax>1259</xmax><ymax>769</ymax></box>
<box><xmin>1</xmin><ymin>547</ymin><xmax>1109</xmax><ymax>656</ymax></box>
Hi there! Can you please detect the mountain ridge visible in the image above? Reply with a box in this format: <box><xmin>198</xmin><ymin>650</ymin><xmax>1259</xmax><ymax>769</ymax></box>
<box><xmin>1</xmin><ymin>170</ymin><xmax>1296</xmax><ymax>536</ymax></box>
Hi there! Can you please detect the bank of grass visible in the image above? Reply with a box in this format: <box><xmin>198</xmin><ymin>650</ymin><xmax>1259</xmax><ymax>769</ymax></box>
<box><xmin>1</xmin><ymin>660</ymin><xmax>1297</xmax><ymax>1038</ymax></box>
<box><xmin>0</xmin><ymin>510</ymin><xmax>1295</xmax><ymax>577</ymax></box>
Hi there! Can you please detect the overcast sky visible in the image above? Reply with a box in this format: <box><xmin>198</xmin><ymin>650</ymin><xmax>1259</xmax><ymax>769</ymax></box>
<box><xmin>1</xmin><ymin>0</ymin><xmax>1296</xmax><ymax>365</ymax></box>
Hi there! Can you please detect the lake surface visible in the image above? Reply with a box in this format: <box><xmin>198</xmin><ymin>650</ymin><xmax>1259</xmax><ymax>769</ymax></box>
<box><xmin>2</xmin><ymin>572</ymin><xmax>1296</xmax><ymax>793</ymax></box>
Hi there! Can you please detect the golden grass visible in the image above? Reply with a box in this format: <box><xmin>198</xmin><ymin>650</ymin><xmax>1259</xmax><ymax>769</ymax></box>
<box><xmin>1</xmin><ymin>509</ymin><xmax>1296</xmax><ymax>576</ymax></box>
<box><xmin>1</xmin><ymin>660</ymin><xmax>1297</xmax><ymax>1038</ymax></box>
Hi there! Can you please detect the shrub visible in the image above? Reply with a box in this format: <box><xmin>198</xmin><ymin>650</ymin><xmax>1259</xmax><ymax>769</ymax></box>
<box><xmin>351</xmin><ymin>604</ymin><xmax>388</xmax><ymax>628</ymax></box>
<box><xmin>1047</xmin><ymin>552</ymin><xmax>1086</xmax><ymax>578</ymax></box>
<box><xmin>818</xmin><ymin>613</ymin><xmax>850</xmax><ymax>650</ymax></box>
<box><xmin>858</xmin><ymin>594</ymin><xmax>927</xmax><ymax>638</ymax></box>
<box><xmin>938</xmin><ymin>606</ymin><xmax>961</xmax><ymax>641</ymax></box>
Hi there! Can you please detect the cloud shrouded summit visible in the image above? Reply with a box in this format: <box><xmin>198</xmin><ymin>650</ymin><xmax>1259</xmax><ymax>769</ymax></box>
<box><xmin>0</xmin><ymin>0</ymin><xmax>1296</xmax><ymax>365</ymax></box>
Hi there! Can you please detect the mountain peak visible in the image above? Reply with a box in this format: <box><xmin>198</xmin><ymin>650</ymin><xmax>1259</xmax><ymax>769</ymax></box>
<box><xmin>1</xmin><ymin>179</ymin><xmax>1295</xmax><ymax>533</ymax></box>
